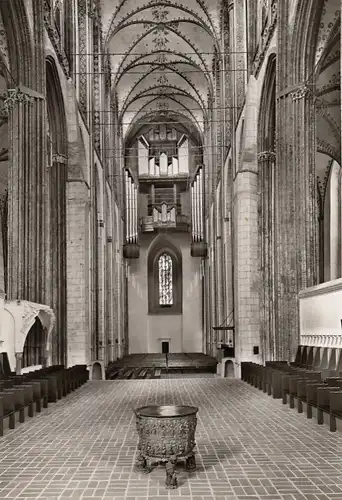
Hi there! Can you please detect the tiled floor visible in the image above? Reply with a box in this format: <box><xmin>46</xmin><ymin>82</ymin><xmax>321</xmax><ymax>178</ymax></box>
<box><xmin>0</xmin><ymin>379</ymin><xmax>341</xmax><ymax>500</ymax></box>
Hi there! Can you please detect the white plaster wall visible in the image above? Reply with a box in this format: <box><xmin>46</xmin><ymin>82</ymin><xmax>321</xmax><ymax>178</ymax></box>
<box><xmin>299</xmin><ymin>279</ymin><xmax>342</xmax><ymax>338</ymax></box>
<box><xmin>128</xmin><ymin>233</ymin><xmax>203</xmax><ymax>353</ymax></box>
<box><xmin>0</xmin><ymin>310</ymin><xmax>15</xmax><ymax>371</ymax></box>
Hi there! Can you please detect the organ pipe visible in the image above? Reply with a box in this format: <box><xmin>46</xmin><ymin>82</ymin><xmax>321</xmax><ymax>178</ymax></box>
<box><xmin>191</xmin><ymin>167</ymin><xmax>204</xmax><ymax>243</ymax></box>
<box><xmin>191</xmin><ymin>184</ymin><xmax>195</xmax><ymax>241</ymax></box>
<box><xmin>125</xmin><ymin>170</ymin><xmax>129</xmax><ymax>242</ymax></box>
<box><xmin>199</xmin><ymin>168</ymin><xmax>203</xmax><ymax>240</ymax></box>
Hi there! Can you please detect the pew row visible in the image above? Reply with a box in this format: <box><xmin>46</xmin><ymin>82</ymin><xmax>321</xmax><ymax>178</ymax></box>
<box><xmin>241</xmin><ymin>360</ymin><xmax>342</xmax><ymax>432</ymax></box>
<box><xmin>0</xmin><ymin>364</ymin><xmax>88</xmax><ymax>436</ymax></box>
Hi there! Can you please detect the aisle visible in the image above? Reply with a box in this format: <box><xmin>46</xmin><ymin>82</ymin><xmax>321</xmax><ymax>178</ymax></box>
<box><xmin>0</xmin><ymin>379</ymin><xmax>341</xmax><ymax>499</ymax></box>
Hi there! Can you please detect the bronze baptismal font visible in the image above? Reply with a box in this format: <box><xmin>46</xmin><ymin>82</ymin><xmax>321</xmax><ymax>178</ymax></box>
<box><xmin>134</xmin><ymin>405</ymin><xmax>198</xmax><ymax>489</ymax></box>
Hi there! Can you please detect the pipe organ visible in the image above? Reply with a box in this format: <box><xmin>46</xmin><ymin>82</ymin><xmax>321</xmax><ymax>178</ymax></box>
<box><xmin>191</xmin><ymin>167</ymin><xmax>204</xmax><ymax>243</ymax></box>
<box><xmin>191</xmin><ymin>167</ymin><xmax>207</xmax><ymax>257</ymax></box>
<box><xmin>123</xmin><ymin>170</ymin><xmax>139</xmax><ymax>259</ymax></box>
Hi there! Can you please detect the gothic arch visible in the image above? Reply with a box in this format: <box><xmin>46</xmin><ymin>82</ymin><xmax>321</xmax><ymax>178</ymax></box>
<box><xmin>148</xmin><ymin>235</ymin><xmax>182</xmax><ymax>314</ymax></box>
<box><xmin>258</xmin><ymin>54</ymin><xmax>276</xmax><ymax>153</ymax></box>
<box><xmin>290</xmin><ymin>0</ymin><xmax>325</xmax><ymax>83</ymax></box>
<box><xmin>46</xmin><ymin>57</ymin><xmax>68</xmax><ymax>156</ymax></box>
<box><xmin>0</xmin><ymin>1</ymin><xmax>33</xmax><ymax>86</ymax></box>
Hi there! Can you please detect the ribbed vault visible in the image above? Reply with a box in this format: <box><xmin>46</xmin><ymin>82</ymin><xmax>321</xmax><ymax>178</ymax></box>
<box><xmin>102</xmin><ymin>0</ymin><xmax>221</xmax><ymax>145</ymax></box>
<box><xmin>315</xmin><ymin>1</ymin><xmax>341</xmax><ymax>191</ymax></box>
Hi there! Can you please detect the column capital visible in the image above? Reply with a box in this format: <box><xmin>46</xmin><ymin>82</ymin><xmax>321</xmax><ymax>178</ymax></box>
<box><xmin>257</xmin><ymin>151</ymin><xmax>276</xmax><ymax>163</ymax></box>
<box><xmin>3</xmin><ymin>87</ymin><xmax>35</xmax><ymax>112</ymax></box>
<box><xmin>52</xmin><ymin>153</ymin><xmax>67</xmax><ymax>164</ymax></box>
<box><xmin>290</xmin><ymin>85</ymin><xmax>312</xmax><ymax>102</ymax></box>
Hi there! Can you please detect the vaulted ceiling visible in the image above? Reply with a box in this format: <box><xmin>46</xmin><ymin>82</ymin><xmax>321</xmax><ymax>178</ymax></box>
<box><xmin>314</xmin><ymin>0</ymin><xmax>341</xmax><ymax>200</ymax></box>
<box><xmin>101</xmin><ymin>0</ymin><xmax>221</xmax><ymax>146</ymax></box>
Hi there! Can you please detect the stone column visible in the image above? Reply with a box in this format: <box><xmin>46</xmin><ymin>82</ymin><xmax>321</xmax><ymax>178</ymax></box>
<box><xmin>210</xmin><ymin>203</ymin><xmax>217</xmax><ymax>356</ymax></box>
<box><xmin>258</xmin><ymin>151</ymin><xmax>276</xmax><ymax>362</ymax></box>
<box><xmin>7</xmin><ymin>88</ymin><xmax>46</xmax><ymax>304</ymax></box>
<box><xmin>97</xmin><ymin>216</ymin><xmax>105</xmax><ymax>361</ymax></box>
<box><xmin>106</xmin><ymin>235</ymin><xmax>114</xmax><ymax>362</ymax></box>
<box><xmin>15</xmin><ymin>352</ymin><xmax>23</xmax><ymax>375</ymax></box>
<box><xmin>216</xmin><ymin>183</ymin><xmax>225</xmax><ymax>328</ymax></box>
<box><xmin>50</xmin><ymin>153</ymin><xmax>68</xmax><ymax>365</ymax></box>
<box><xmin>66</xmin><ymin>180</ymin><xmax>90</xmax><ymax>367</ymax></box>
<box><xmin>233</xmin><ymin>170</ymin><xmax>260</xmax><ymax>366</ymax></box>
<box><xmin>275</xmin><ymin>86</ymin><xmax>317</xmax><ymax>360</ymax></box>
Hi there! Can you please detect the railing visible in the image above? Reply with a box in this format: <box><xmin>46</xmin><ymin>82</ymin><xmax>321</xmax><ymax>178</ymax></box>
<box><xmin>140</xmin><ymin>215</ymin><xmax>190</xmax><ymax>232</ymax></box>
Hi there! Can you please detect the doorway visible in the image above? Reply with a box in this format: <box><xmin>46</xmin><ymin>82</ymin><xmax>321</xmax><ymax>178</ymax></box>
<box><xmin>162</xmin><ymin>341</ymin><xmax>169</xmax><ymax>354</ymax></box>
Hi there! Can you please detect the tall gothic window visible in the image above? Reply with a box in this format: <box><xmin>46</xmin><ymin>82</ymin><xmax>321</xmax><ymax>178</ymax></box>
<box><xmin>158</xmin><ymin>253</ymin><xmax>173</xmax><ymax>306</ymax></box>
<box><xmin>148</xmin><ymin>241</ymin><xmax>182</xmax><ymax>314</ymax></box>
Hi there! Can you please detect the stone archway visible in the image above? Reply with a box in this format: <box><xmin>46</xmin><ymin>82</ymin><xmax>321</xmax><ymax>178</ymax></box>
<box><xmin>22</xmin><ymin>317</ymin><xmax>45</xmax><ymax>370</ymax></box>
<box><xmin>224</xmin><ymin>360</ymin><xmax>235</xmax><ymax>379</ymax></box>
<box><xmin>219</xmin><ymin>357</ymin><xmax>237</xmax><ymax>379</ymax></box>
<box><xmin>88</xmin><ymin>361</ymin><xmax>105</xmax><ymax>381</ymax></box>
<box><xmin>3</xmin><ymin>299</ymin><xmax>55</xmax><ymax>373</ymax></box>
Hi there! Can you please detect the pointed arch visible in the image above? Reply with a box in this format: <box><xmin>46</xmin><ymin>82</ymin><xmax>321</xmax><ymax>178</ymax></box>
<box><xmin>258</xmin><ymin>54</ymin><xmax>276</xmax><ymax>153</ymax></box>
<box><xmin>290</xmin><ymin>0</ymin><xmax>325</xmax><ymax>83</ymax></box>
<box><xmin>0</xmin><ymin>1</ymin><xmax>33</xmax><ymax>86</ymax></box>
<box><xmin>46</xmin><ymin>56</ymin><xmax>68</xmax><ymax>156</ymax></box>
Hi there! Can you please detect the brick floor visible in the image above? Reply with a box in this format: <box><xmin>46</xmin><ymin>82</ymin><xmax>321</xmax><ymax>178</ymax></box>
<box><xmin>0</xmin><ymin>379</ymin><xmax>341</xmax><ymax>500</ymax></box>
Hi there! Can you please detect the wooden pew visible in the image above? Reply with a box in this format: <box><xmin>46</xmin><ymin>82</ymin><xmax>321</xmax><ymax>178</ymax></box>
<box><xmin>0</xmin><ymin>392</ymin><xmax>15</xmax><ymax>436</ymax></box>
<box><xmin>288</xmin><ymin>371</ymin><xmax>322</xmax><ymax>408</ymax></box>
<box><xmin>329</xmin><ymin>390</ymin><xmax>342</xmax><ymax>432</ymax></box>
<box><xmin>317</xmin><ymin>386</ymin><xmax>342</xmax><ymax>425</ymax></box>
<box><xmin>306</xmin><ymin>382</ymin><xmax>327</xmax><ymax>419</ymax></box>
<box><xmin>138</xmin><ymin>369</ymin><xmax>147</xmax><ymax>379</ymax></box>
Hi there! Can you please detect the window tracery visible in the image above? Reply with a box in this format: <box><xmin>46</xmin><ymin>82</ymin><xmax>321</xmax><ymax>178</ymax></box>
<box><xmin>158</xmin><ymin>253</ymin><xmax>173</xmax><ymax>306</ymax></box>
<box><xmin>148</xmin><ymin>243</ymin><xmax>182</xmax><ymax>314</ymax></box>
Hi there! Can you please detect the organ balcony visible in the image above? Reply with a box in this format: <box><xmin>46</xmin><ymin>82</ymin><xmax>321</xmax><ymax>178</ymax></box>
<box><xmin>140</xmin><ymin>213</ymin><xmax>190</xmax><ymax>233</ymax></box>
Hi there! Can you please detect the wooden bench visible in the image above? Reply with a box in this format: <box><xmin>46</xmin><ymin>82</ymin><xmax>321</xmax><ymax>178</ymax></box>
<box><xmin>154</xmin><ymin>369</ymin><xmax>161</xmax><ymax>379</ymax></box>
<box><xmin>138</xmin><ymin>369</ymin><xmax>147</xmax><ymax>379</ymax></box>
<box><xmin>8</xmin><ymin>377</ymin><xmax>43</xmax><ymax>414</ymax></box>
<box><xmin>0</xmin><ymin>364</ymin><xmax>88</xmax><ymax>438</ymax></box>
<box><xmin>306</xmin><ymin>382</ymin><xmax>327</xmax><ymax>419</ymax></box>
<box><xmin>316</xmin><ymin>386</ymin><xmax>342</xmax><ymax>425</ymax></box>
<box><xmin>0</xmin><ymin>392</ymin><xmax>16</xmax><ymax>436</ymax></box>
<box><xmin>329</xmin><ymin>390</ymin><xmax>342</xmax><ymax>432</ymax></box>
<box><xmin>288</xmin><ymin>371</ymin><xmax>322</xmax><ymax>408</ymax></box>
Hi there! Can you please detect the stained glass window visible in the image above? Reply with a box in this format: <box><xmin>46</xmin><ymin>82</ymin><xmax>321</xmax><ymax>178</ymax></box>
<box><xmin>158</xmin><ymin>253</ymin><xmax>173</xmax><ymax>305</ymax></box>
